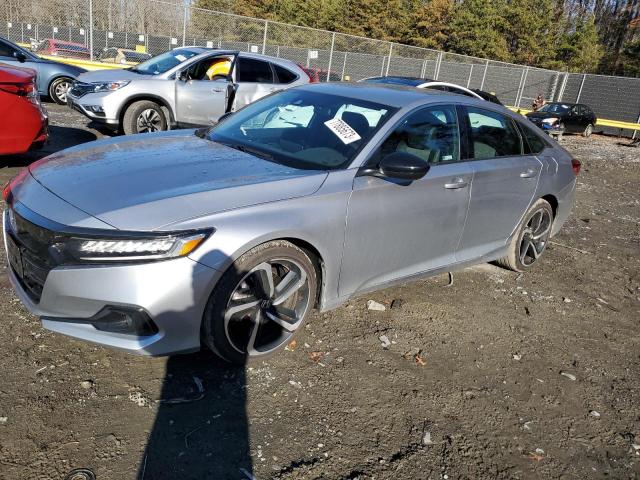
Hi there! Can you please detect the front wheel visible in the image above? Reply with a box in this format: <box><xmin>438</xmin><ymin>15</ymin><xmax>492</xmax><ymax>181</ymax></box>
<box><xmin>49</xmin><ymin>77</ymin><xmax>73</xmax><ymax>104</ymax></box>
<box><xmin>495</xmin><ymin>198</ymin><xmax>554</xmax><ymax>272</ymax></box>
<box><xmin>202</xmin><ymin>241</ymin><xmax>318</xmax><ymax>364</ymax></box>
<box><xmin>122</xmin><ymin>100</ymin><xmax>167</xmax><ymax>135</ymax></box>
<box><xmin>583</xmin><ymin>123</ymin><xmax>594</xmax><ymax>137</ymax></box>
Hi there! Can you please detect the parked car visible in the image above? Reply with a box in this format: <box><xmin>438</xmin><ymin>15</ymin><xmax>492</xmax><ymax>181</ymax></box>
<box><xmin>360</xmin><ymin>76</ymin><xmax>503</xmax><ymax>104</ymax></box>
<box><xmin>4</xmin><ymin>83</ymin><xmax>578</xmax><ymax>362</ymax></box>
<box><xmin>526</xmin><ymin>102</ymin><xmax>597</xmax><ymax>137</ymax></box>
<box><xmin>0</xmin><ymin>63</ymin><xmax>48</xmax><ymax>155</ymax></box>
<box><xmin>67</xmin><ymin>48</ymin><xmax>309</xmax><ymax>134</ymax></box>
<box><xmin>98</xmin><ymin>48</ymin><xmax>152</xmax><ymax>65</ymax></box>
<box><xmin>34</xmin><ymin>39</ymin><xmax>91</xmax><ymax>60</ymax></box>
<box><xmin>0</xmin><ymin>36</ymin><xmax>86</xmax><ymax>104</ymax></box>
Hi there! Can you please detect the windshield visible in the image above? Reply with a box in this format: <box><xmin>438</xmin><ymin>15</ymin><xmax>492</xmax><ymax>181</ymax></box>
<box><xmin>131</xmin><ymin>49</ymin><xmax>200</xmax><ymax>75</ymax></box>
<box><xmin>539</xmin><ymin>103</ymin><xmax>570</xmax><ymax>113</ymax></box>
<box><xmin>208</xmin><ymin>89</ymin><xmax>397</xmax><ymax>170</ymax></box>
<box><xmin>123</xmin><ymin>51</ymin><xmax>152</xmax><ymax>63</ymax></box>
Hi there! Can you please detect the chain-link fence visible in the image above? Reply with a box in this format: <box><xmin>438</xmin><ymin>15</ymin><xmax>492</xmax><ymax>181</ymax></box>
<box><xmin>3</xmin><ymin>0</ymin><xmax>639</xmax><ymax>135</ymax></box>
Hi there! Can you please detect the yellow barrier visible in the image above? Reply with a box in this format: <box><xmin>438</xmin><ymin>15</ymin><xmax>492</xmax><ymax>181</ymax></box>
<box><xmin>39</xmin><ymin>54</ymin><xmax>125</xmax><ymax>70</ymax></box>
<box><xmin>508</xmin><ymin>106</ymin><xmax>640</xmax><ymax>132</ymax></box>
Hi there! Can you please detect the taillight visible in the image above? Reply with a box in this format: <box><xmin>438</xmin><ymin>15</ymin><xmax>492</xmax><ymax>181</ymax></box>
<box><xmin>0</xmin><ymin>80</ymin><xmax>39</xmax><ymax>106</ymax></box>
<box><xmin>571</xmin><ymin>158</ymin><xmax>581</xmax><ymax>176</ymax></box>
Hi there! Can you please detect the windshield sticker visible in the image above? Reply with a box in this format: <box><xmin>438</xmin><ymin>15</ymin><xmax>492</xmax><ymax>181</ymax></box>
<box><xmin>175</xmin><ymin>54</ymin><xmax>187</xmax><ymax>62</ymax></box>
<box><xmin>324</xmin><ymin>118</ymin><xmax>361</xmax><ymax>144</ymax></box>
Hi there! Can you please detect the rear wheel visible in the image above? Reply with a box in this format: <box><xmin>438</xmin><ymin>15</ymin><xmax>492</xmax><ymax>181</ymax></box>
<box><xmin>202</xmin><ymin>241</ymin><xmax>317</xmax><ymax>364</ymax></box>
<box><xmin>496</xmin><ymin>198</ymin><xmax>554</xmax><ymax>272</ymax></box>
<box><xmin>49</xmin><ymin>77</ymin><xmax>73</xmax><ymax>104</ymax></box>
<box><xmin>122</xmin><ymin>100</ymin><xmax>167</xmax><ymax>135</ymax></box>
<box><xmin>583</xmin><ymin>123</ymin><xmax>594</xmax><ymax>137</ymax></box>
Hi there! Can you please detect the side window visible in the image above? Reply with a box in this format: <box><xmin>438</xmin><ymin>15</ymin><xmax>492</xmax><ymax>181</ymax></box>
<box><xmin>185</xmin><ymin>56</ymin><xmax>232</xmax><ymax>81</ymax></box>
<box><xmin>376</xmin><ymin>105</ymin><xmax>460</xmax><ymax>165</ymax></box>
<box><xmin>237</xmin><ymin>58</ymin><xmax>274</xmax><ymax>83</ymax></box>
<box><xmin>0</xmin><ymin>41</ymin><xmax>17</xmax><ymax>57</ymax></box>
<box><xmin>273</xmin><ymin>64</ymin><xmax>298</xmax><ymax>84</ymax></box>
<box><xmin>518</xmin><ymin>121</ymin><xmax>548</xmax><ymax>154</ymax></box>
<box><xmin>466</xmin><ymin>107</ymin><xmax>522</xmax><ymax>159</ymax></box>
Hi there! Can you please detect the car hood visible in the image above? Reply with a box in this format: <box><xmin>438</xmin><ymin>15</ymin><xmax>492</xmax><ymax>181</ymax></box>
<box><xmin>28</xmin><ymin>130</ymin><xmax>328</xmax><ymax>231</ymax></box>
<box><xmin>37</xmin><ymin>58</ymin><xmax>87</xmax><ymax>74</ymax></box>
<box><xmin>76</xmin><ymin>68</ymin><xmax>145</xmax><ymax>82</ymax></box>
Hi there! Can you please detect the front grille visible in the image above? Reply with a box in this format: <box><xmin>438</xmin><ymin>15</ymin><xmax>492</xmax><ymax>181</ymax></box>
<box><xmin>5</xmin><ymin>209</ymin><xmax>58</xmax><ymax>303</ymax></box>
<box><xmin>69</xmin><ymin>81</ymin><xmax>94</xmax><ymax>98</ymax></box>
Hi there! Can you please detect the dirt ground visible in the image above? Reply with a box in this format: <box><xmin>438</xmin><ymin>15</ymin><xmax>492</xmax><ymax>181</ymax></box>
<box><xmin>0</xmin><ymin>105</ymin><xmax>638</xmax><ymax>480</ymax></box>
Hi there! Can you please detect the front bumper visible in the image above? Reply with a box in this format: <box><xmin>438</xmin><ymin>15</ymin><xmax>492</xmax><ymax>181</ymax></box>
<box><xmin>67</xmin><ymin>90</ymin><xmax>120</xmax><ymax>125</ymax></box>
<box><xmin>3</xmin><ymin>210</ymin><xmax>223</xmax><ymax>355</ymax></box>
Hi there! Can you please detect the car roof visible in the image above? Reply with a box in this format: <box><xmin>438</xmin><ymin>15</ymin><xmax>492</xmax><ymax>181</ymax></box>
<box><xmin>296</xmin><ymin>82</ymin><xmax>455</xmax><ymax>108</ymax></box>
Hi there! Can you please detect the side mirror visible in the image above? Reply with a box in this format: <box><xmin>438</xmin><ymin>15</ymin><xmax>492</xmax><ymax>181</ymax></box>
<box><xmin>177</xmin><ymin>70</ymin><xmax>189</xmax><ymax>82</ymax></box>
<box><xmin>379</xmin><ymin>152</ymin><xmax>430</xmax><ymax>181</ymax></box>
<box><xmin>13</xmin><ymin>51</ymin><xmax>27</xmax><ymax>63</ymax></box>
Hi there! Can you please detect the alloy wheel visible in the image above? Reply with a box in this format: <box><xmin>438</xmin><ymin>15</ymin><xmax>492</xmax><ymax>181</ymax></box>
<box><xmin>224</xmin><ymin>258</ymin><xmax>311</xmax><ymax>357</ymax></box>
<box><xmin>54</xmin><ymin>80</ymin><xmax>71</xmax><ymax>103</ymax></box>
<box><xmin>136</xmin><ymin>108</ymin><xmax>163</xmax><ymax>133</ymax></box>
<box><xmin>518</xmin><ymin>208</ymin><xmax>552</xmax><ymax>266</ymax></box>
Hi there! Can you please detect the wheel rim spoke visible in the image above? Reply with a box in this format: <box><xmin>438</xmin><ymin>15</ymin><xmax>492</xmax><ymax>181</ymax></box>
<box><xmin>265</xmin><ymin>306</ymin><xmax>301</xmax><ymax>332</ymax></box>
<box><xmin>272</xmin><ymin>269</ymin><xmax>306</xmax><ymax>306</ymax></box>
<box><xmin>224</xmin><ymin>299</ymin><xmax>261</xmax><ymax>322</ymax></box>
<box><xmin>246</xmin><ymin>310</ymin><xmax>262</xmax><ymax>354</ymax></box>
<box><xmin>252</xmin><ymin>262</ymin><xmax>275</xmax><ymax>298</ymax></box>
<box><xmin>519</xmin><ymin>208</ymin><xmax>551</xmax><ymax>266</ymax></box>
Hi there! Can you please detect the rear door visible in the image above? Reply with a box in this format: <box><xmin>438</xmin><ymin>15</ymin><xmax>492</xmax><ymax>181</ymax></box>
<box><xmin>233</xmin><ymin>56</ymin><xmax>279</xmax><ymax>110</ymax></box>
<box><xmin>456</xmin><ymin>106</ymin><xmax>542</xmax><ymax>261</ymax></box>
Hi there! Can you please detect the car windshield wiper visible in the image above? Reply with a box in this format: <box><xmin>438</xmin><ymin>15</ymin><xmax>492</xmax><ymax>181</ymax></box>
<box><xmin>218</xmin><ymin>142</ymin><xmax>273</xmax><ymax>161</ymax></box>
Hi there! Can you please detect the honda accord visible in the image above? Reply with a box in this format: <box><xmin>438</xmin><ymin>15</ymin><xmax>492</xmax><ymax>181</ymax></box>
<box><xmin>3</xmin><ymin>83</ymin><xmax>578</xmax><ymax>363</ymax></box>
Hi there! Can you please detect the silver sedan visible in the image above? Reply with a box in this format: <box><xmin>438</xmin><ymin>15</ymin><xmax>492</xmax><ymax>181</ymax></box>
<box><xmin>4</xmin><ymin>83</ymin><xmax>578</xmax><ymax>363</ymax></box>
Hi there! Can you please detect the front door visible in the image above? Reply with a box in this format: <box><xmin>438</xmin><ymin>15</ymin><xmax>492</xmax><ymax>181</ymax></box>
<box><xmin>456</xmin><ymin>106</ymin><xmax>542</xmax><ymax>261</ymax></box>
<box><xmin>339</xmin><ymin>104</ymin><xmax>472</xmax><ymax>297</ymax></box>
<box><xmin>175</xmin><ymin>54</ymin><xmax>236</xmax><ymax>126</ymax></box>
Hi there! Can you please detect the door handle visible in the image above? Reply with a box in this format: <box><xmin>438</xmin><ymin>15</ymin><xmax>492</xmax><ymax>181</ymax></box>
<box><xmin>444</xmin><ymin>178</ymin><xmax>468</xmax><ymax>189</ymax></box>
<box><xmin>520</xmin><ymin>169</ymin><xmax>537</xmax><ymax>178</ymax></box>
<box><xmin>212</xmin><ymin>88</ymin><xmax>223</xmax><ymax>93</ymax></box>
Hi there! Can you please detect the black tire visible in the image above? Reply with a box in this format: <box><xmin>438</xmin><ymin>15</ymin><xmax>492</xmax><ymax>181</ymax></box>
<box><xmin>122</xmin><ymin>100</ymin><xmax>167</xmax><ymax>135</ymax></box>
<box><xmin>48</xmin><ymin>77</ymin><xmax>73</xmax><ymax>104</ymax></box>
<box><xmin>582</xmin><ymin>123</ymin><xmax>594</xmax><ymax>137</ymax></box>
<box><xmin>495</xmin><ymin>198</ymin><xmax>554</xmax><ymax>272</ymax></box>
<box><xmin>202</xmin><ymin>240</ymin><xmax>318</xmax><ymax>364</ymax></box>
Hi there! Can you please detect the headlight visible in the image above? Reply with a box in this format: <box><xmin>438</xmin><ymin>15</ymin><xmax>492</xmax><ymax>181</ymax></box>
<box><xmin>91</xmin><ymin>80</ymin><xmax>130</xmax><ymax>92</ymax></box>
<box><xmin>541</xmin><ymin>117</ymin><xmax>557</xmax><ymax>125</ymax></box>
<box><xmin>62</xmin><ymin>230</ymin><xmax>211</xmax><ymax>262</ymax></box>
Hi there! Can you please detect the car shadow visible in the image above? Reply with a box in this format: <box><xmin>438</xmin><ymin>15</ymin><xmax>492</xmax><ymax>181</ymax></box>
<box><xmin>138</xmin><ymin>257</ymin><xmax>253</xmax><ymax>480</ymax></box>
<box><xmin>139</xmin><ymin>352</ymin><xmax>252</xmax><ymax>480</ymax></box>
<box><xmin>0</xmin><ymin>125</ymin><xmax>98</xmax><ymax>167</ymax></box>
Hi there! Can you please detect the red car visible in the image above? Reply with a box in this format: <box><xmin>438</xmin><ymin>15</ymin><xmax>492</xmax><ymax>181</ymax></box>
<box><xmin>34</xmin><ymin>39</ymin><xmax>91</xmax><ymax>60</ymax></box>
<box><xmin>0</xmin><ymin>63</ymin><xmax>48</xmax><ymax>155</ymax></box>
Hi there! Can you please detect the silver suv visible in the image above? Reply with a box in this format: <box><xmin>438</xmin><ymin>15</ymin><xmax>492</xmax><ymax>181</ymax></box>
<box><xmin>67</xmin><ymin>48</ymin><xmax>309</xmax><ymax>134</ymax></box>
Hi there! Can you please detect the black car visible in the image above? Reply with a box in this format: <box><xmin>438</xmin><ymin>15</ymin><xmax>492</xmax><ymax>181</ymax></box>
<box><xmin>361</xmin><ymin>76</ymin><xmax>503</xmax><ymax>105</ymax></box>
<box><xmin>526</xmin><ymin>102</ymin><xmax>597</xmax><ymax>137</ymax></box>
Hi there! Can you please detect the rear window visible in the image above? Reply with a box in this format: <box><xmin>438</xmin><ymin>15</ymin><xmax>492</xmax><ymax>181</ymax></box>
<box><xmin>466</xmin><ymin>107</ymin><xmax>523</xmax><ymax>159</ymax></box>
<box><xmin>238</xmin><ymin>58</ymin><xmax>273</xmax><ymax>83</ymax></box>
<box><xmin>518</xmin><ymin>121</ymin><xmax>548</xmax><ymax>154</ymax></box>
<box><xmin>273</xmin><ymin>64</ymin><xmax>298</xmax><ymax>84</ymax></box>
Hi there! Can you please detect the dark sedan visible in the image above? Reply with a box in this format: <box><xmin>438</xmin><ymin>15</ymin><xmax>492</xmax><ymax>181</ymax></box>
<box><xmin>0</xmin><ymin>36</ymin><xmax>86</xmax><ymax>104</ymax></box>
<box><xmin>526</xmin><ymin>102</ymin><xmax>597</xmax><ymax>137</ymax></box>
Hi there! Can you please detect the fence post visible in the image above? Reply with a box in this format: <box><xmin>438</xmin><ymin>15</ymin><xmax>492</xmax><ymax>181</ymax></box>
<box><xmin>262</xmin><ymin>20</ymin><xmax>268</xmax><ymax>54</ymax></box>
<box><xmin>385</xmin><ymin>43</ymin><xmax>393</xmax><ymax>76</ymax></box>
<box><xmin>516</xmin><ymin>67</ymin><xmax>529</xmax><ymax>108</ymax></box>
<box><xmin>341</xmin><ymin>53</ymin><xmax>347</xmax><ymax>81</ymax></box>
<box><xmin>480</xmin><ymin>59</ymin><xmax>489</xmax><ymax>90</ymax></box>
<box><xmin>88</xmin><ymin>0</ymin><xmax>93</xmax><ymax>60</ymax></box>
<box><xmin>556</xmin><ymin>72</ymin><xmax>568</xmax><ymax>101</ymax></box>
<box><xmin>633</xmin><ymin>110</ymin><xmax>640</xmax><ymax>140</ymax></box>
<box><xmin>420</xmin><ymin>58</ymin><xmax>427</xmax><ymax>79</ymax></box>
<box><xmin>326</xmin><ymin>32</ymin><xmax>336</xmax><ymax>82</ymax></box>
<box><xmin>182</xmin><ymin>4</ymin><xmax>188</xmax><ymax>47</ymax></box>
<box><xmin>434</xmin><ymin>51</ymin><xmax>443</xmax><ymax>80</ymax></box>
<box><xmin>576</xmin><ymin>74</ymin><xmax>586</xmax><ymax>103</ymax></box>
<box><xmin>466</xmin><ymin>64</ymin><xmax>474</xmax><ymax>88</ymax></box>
